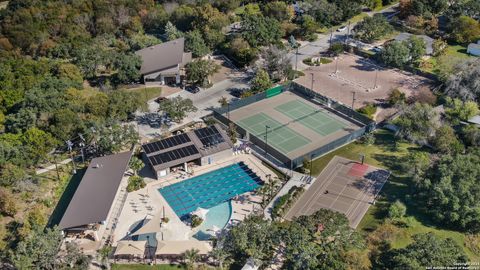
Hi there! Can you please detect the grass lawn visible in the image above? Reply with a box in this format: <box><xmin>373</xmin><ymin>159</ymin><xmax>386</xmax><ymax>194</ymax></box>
<box><xmin>421</xmin><ymin>44</ymin><xmax>473</xmax><ymax>76</ymax></box>
<box><xmin>308</xmin><ymin>129</ymin><xmax>480</xmax><ymax>261</ymax></box>
<box><xmin>112</xmin><ymin>264</ymin><xmax>185</xmax><ymax>270</ymax></box>
<box><xmin>122</xmin><ymin>87</ymin><xmax>162</xmax><ymax>111</ymax></box>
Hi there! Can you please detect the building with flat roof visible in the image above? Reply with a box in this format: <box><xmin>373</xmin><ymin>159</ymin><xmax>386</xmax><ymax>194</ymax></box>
<box><xmin>58</xmin><ymin>151</ymin><xmax>132</xmax><ymax>242</ymax></box>
<box><xmin>135</xmin><ymin>38</ymin><xmax>192</xmax><ymax>85</ymax></box>
<box><xmin>142</xmin><ymin>124</ymin><xmax>233</xmax><ymax>178</ymax></box>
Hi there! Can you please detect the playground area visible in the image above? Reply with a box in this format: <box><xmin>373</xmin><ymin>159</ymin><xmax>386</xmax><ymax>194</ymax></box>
<box><xmin>228</xmin><ymin>91</ymin><xmax>364</xmax><ymax>161</ymax></box>
<box><xmin>284</xmin><ymin>156</ymin><xmax>390</xmax><ymax>228</ymax></box>
<box><xmin>295</xmin><ymin>54</ymin><xmax>432</xmax><ymax>120</ymax></box>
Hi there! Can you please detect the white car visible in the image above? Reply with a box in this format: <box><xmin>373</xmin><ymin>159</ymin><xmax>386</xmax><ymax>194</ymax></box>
<box><xmin>337</xmin><ymin>25</ymin><xmax>348</xmax><ymax>32</ymax></box>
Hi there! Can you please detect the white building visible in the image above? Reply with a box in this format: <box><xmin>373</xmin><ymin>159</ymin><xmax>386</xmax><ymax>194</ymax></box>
<box><xmin>467</xmin><ymin>40</ymin><xmax>480</xmax><ymax>56</ymax></box>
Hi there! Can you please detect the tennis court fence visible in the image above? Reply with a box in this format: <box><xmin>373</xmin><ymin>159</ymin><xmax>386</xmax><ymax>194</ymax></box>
<box><xmin>213</xmin><ymin>83</ymin><xmax>376</xmax><ymax>169</ymax></box>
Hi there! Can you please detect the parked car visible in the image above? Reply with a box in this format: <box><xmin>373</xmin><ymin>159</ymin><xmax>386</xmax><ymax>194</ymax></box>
<box><xmin>337</xmin><ymin>25</ymin><xmax>347</xmax><ymax>32</ymax></box>
<box><xmin>230</xmin><ymin>88</ymin><xmax>246</xmax><ymax>98</ymax></box>
<box><xmin>370</xmin><ymin>46</ymin><xmax>383</xmax><ymax>53</ymax></box>
<box><xmin>186</xmin><ymin>85</ymin><xmax>200</xmax><ymax>93</ymax></box>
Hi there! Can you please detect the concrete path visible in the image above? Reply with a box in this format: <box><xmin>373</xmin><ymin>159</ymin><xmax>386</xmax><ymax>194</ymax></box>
<box><xmin>35</xmin><ymin>158</ymin><xmax>72</xmax><ymax>175</ymax></box>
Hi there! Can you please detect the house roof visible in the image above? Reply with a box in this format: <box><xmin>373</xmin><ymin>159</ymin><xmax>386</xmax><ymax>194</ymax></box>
<box><xmin>135</xmin><ymin>38</ymin><xmax>190</xmax><ymax>75</ymax></box>
<box><xmin>468</xmin><ymin>115</ymin><xmax>480</xmax><ymax>125</ymax></box>
<box><xmin>58</xmin><ymin>151</ymin><xmax>133</xmax><ymax>230</ymax></box>
<box><xmin>142</xmin><ymin>124</ymin><xmax>233</xmax><ymax>172</ymax></box>
<box><xmin>395</xmin><ymin>33</ymin><xmax>434</xmax><ymax>55</ymax></box>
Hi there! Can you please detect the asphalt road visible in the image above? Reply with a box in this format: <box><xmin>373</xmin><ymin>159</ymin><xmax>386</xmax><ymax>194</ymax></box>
<box><xmin>287</xmin><ymin>4</ymin><xmax>399</xmax><ymax>71</ymax></box>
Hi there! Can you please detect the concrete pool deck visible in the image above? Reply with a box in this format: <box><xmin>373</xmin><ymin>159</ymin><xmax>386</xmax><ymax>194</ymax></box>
<box><xmin>113</xmin><ymin>153</ymin><xmax>273</xmax><ymax>247</ymax></box>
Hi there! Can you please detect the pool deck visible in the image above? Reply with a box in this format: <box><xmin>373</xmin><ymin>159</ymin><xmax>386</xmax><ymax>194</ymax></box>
<box><xmin>113</xmin><ymin>153</ymin><xmax>272</xmax><ymax>248</ymax></box>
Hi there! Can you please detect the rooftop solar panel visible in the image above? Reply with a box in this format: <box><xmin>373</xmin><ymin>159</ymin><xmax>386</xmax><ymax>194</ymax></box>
<box><xmin>194</xmin><ymin>126</ymin><xmax>225</xmax><ymax>148</ymax></box>
<box><xmin>149</xmin><ymin>144</ymin><xmax>199</xmax><ymax>166</ymax></box>
<box><xmin>142</xmin><ymin>133</ymin><xmax>191</xmax><ymax>154</ymax></box>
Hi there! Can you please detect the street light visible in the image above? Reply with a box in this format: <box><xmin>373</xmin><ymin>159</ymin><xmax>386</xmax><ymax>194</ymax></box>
<box><xmin>264</xmin><ymin>125</ymin><xmax>270</xmax><ymax>157</ymax></box>
<box><xmin>310</xmin><ymin>73</ymin><xmax>315</xmax><ymax>91</ymax></box>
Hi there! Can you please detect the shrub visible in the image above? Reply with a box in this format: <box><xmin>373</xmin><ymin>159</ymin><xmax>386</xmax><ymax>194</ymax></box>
<box><xmin>357</xmin><ymin>104</ymin><xmax>377</xmax><ymax>118</ymax></box>
<box><xmin>191</xmin><ymin>214</ymin><xmax>203</xmax><ymax>228</ymax></box>
<box><xmin>388</xmin><ymin>200</ymin><xmax>407</xmax><ymax>220</ymax></box>
<box><xmin>329</xmin><ymin>42</ymin><xmax>345</xmax><ymax>56</ymax></box>
<box><xmin>127</xmin><ymin>175</ymin><xmax>146</xmax><ymax>192</ymax></box>
<box><xmin>162</xmin><ymin>217</ymin><xmax>170</xmax><ymax>223</ymax></box>
<box><xmin>388</xmin><ymin>88</ymin><xmax>406</xmax><ymax>105</ymax></box>
<box><xmin>0</xmin><ymin>188</ymin><xmax>18</xmax><ymax>217</ymax></box>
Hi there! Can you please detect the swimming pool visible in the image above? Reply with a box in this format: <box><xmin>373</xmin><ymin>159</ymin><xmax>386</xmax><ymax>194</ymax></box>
<box><xmin>193</xmin><ymin>201</ymin><xmax>232</xmax><ymax>240</ymax></box>
<box><xmin>158</xmin><ymin>162</ymin><xmax>261</xmax><ymax>218</ymax></box>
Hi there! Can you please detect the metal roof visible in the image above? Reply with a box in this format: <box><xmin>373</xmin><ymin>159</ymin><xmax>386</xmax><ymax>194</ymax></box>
<box><xmin>135</xmin><ymin>38</ymin><xmax>190</xmax><ymax>75</ymax></box>
<box><xmin>395</xmin><ymin>33</ymin><xmax>434</xmax><ymax>55</ymax></box>
<box><xmin>58</xmin><ymin>151</ymin><xmax>133</xmax><ymax>230</ymax></box>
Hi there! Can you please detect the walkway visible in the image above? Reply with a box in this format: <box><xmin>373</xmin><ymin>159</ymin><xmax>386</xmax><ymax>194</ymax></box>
<box><xmin>35</xmin><ymin>158</ymin><xmax>72</xmax><ymax>175</ymax></box>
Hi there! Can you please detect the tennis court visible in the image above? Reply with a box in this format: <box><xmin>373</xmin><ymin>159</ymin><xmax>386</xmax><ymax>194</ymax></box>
<box><xmin>275</xmin><ymin>100</ymin><xmax>347</xmax><ymax>136</ymax></box>
<box><xmin>284</xmin><ymin>156</ymin><xmax>390</xmax><ymax>228</ymax></box>
<box><xmin>236</xmin><ymin>113</ymin><xmax>311</xmax><ymax>154</ymax></box>
<box><xmin>228</xmin><ymin>91</ymin><xmax>364</xmax><ymax>161</ymax></box>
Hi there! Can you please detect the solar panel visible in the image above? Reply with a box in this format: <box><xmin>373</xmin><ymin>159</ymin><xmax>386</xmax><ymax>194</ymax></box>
<box><xmin>194</xmin><ymin>126</ymin><xmax>225</xmax><ymax>148</ymax></box>
<box><xmin>142</xmin><ymin>133</ymin><xmax>191</xmax><ymax>154</ymax></box>
<box><xmin>149</xmin><ymin>145</ymin><xmax>199</xmax><ymax>166</ymax></box>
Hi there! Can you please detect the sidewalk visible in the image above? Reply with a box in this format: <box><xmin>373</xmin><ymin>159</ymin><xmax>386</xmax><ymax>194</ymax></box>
<box><xmin>35</xmin><ymin>158</ymin><xmax>72</xmax><ymax>175</ymax></box>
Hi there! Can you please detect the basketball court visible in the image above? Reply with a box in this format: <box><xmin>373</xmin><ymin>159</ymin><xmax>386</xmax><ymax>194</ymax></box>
<box><xmin>284</xmin><ymin>156</ymin><xmax>390</xmax><ymax>228</ymax></box>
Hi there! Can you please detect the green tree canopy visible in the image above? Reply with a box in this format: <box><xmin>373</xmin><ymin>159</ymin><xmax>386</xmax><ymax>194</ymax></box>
<box><xmin>443</xmin><ymin>60</ymin><xmax>480</xmax><ymax>102</ymax></box>
<box><xmin>159</xmin><ymin>96</ymin><xmax>197</xmax><ymax>123</ymax></box>
<box><xmin>185</xmin><ymin>59</ymin><xmax>220</xmax><ymax>87</ymax></box>
<box><xmin>250</xmin><ymin>69</ymin><xmax>273</xmax><ymax>94</ymax></box>
<box><xmin>393</xmin><ymin>103</ymin><xmax>440</xmax><ymax>143</ymax></box>
<box><xmin>185</xmin><ymin>30</ymin><xmax>210</xmax><ymax>58</ymax></box>
<box><xmin>450</xmin><ymin>16</ymin><xmax>480</xmax><ymax>44</ymax></box>
<box><xmin>379</xmin><ymin>233</ymin><xmax>467</xmax><ymax>269</ymax></box>
<box><xmin>241</xmin><ymin>14</ymin><xmax>284</xmax><ymax>48</ymax></box>
<box><xmin>354</xmin><ymin>14</ymin><xmax>393</xmax><ymax>43</ymax></box>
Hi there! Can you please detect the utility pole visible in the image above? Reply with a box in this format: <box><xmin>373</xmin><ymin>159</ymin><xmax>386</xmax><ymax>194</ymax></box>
<box><xmin>227</xmin><ymin>102</ymin><xmax>230</xmax><ymax>121</ymax></box>
<box><xmin>373</xmin><ymin>68</ymin><xmax>379</xmax><ymax>89</ymax></box>
<box><xmin>351</xmin><ymin>91</ymin><xmax>356</xmax><ymax>110</ymax></box>
<box><xmin>310</xmin><ymin>73</ymin><xmax>314</xmax><ymax>91</ymax></box>
<box><xmin>346</xmin><ymin>21</ymin><xmax>351</xmax><ymax>45</ymax></box>
<box><xmin>329</xmin><ymin>28</ymin><xmax>333</xmax><ymax>48</ymax></box>
<box><xmin>66</xmin><ymin>140</ymin><xmax>77</xmax><ymax>174</ymax></box>
<box><xmin>264</xmin><ymin>125</ymin><xmax>270</xmax><ymax>157</ymax></box>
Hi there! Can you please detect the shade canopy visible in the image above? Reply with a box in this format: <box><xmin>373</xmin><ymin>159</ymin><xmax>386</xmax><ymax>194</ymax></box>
<box><xmin>114</xmin><ymin>240</ymin><xmax>147</xmax><ymax>256</ymax></box>
<box><xmin>130</xmin><ymin>212</ymin><xmax>163</xmax><ymax>236</ymax></box>
<box><xmin>155</xmin><ymin>240</ymin><xmax>212</xmax><ymax>256</ymax></box>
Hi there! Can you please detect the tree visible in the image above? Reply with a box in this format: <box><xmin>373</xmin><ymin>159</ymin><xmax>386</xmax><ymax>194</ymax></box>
<box><xmin>159</xmin><ymin>96</ymin><xmax>197</xmax><ymax>123</ymax></box>
<box><xmin>388</xmin><ymin>200</ymin><xmax>407</xmax><ymax>220</ymax></box>
<box><xmin>444</xmin><ymin>59</ymin><xmax>480</xmax><ymax>102</ymax></box>
<box><xmin>183</xmin><ymin>248</ymin><xmax>200</xmax><ymax>269</ymax></box>
<box><xmin>242</xmin><ymin>15</ymin><xmax>284</xmax><ymax>48</ymax></box>
<box><xmin>250</xmin><ymin>69</ymin><xmax>272</xmax><ymax>94</ymax></box>
<box><xmin>127</xmin><ymin>175</ymin><xmax>146</xmax><ymax>192</ymax></box>
<box><xmin>431</xmin><ymin>125</ymin><xmax>463</xmax><ymax>154</ymax></box>
<box><xmin>224</xmin><ymin>37</ymin><xmax>257</xmax><ymax>67</ymax></box>
<box><xmin>185</xmin><ymin>30</ymin><xmax>210</xmax><ymax>58</ymax></box>
<box><xmin>129</xmin><ymin>156</ymin><xmax>144</xmax><ymax>175</ymax></box>
<box><xmin>261</xmin><ymin>45</ymin><xmax>291</xmax><ymax>81</ymax></box>
<box><xmin>21</xmin><ymin>128</ymin><xmax>58</xmax><ymax>165</ymax></box>
<box><xmin>444</xmin><ymin>97</ymin><xmax>479</xmax><ymax>124</ymax></box>
<box><xmin>354</xmin><ymin>14</ymin><xmax>393</xmax><ymax>43</ymax></box>
<box><xmin>0</xmin><ymin>163</ymin><xmax>26</xmax><ymax>187</ymax></box>
<box><xmin>186</xmin><ymin>59</ymin><xmax>220</xmax><ymax>87</ymax></box>
<box><xmin>402</xmin><ymin>151</ymin><xmax>431</xmax><ymax>178</ymax></box>
<box><xmin>95</xmin><ymin>124</ymin><xmax>139</xmax><ymax>155</ymax></box>
<box><xmin>165</xmin><ymin>21</ymin><xmax>184</xmax><ymax>41</ymax></box>
<box><xmin>379</xmin><ymin>233</ymin><xmax>468</xmax><ymax>269</ymax></box>
<box><xmin>0</xmin><ymin>187</ymin><xmax>18</xmax><ymax>217</ymax></box>
<box><xmin>410</xmin><ymin>86</ymin><xmax>437</xmax><ymax>105</ymax></box>
<box><xmin>97</xmin><ymin>245</ymin><xmax>112</xmax><ymax>270</ymax></box>
<box><xmin>112</xmin><ymin>53</ymin><xmax>142</xmax><ymax>84</ymax></box>
<box><xmin>387</xmin><ymin>88</ymin><xmax>406</xmax><ymax>106</ymax></box>
<box><xmin>407</xmin><ymin>35</ymin><xmax>426</xmax><ymax>66</ymax></box>
<box><xmin>12</xmin><ymin>226</ymin><xmax>63</xmax><ymax>269</ymax></box>
<box><xmin>329</xmin><ymin>42</ymin><xmax>345</xmax><ymax>56</ymax></box>
<box><xmin>416</xmin><ymin>151</ymin><xmax>480</xmax><ymax>232</ymax></box>
<box><xmin>450</xmin><ymin>16</ymin><xmax>480</xmax><ymax>44</ymax></box>
<box><xmin>262</xmin><ymin>1</ymin><xmax>294</xmax><ymax>22</ymax></box>
<box><xmin>380</xmin><ymin>41</ymin><xmax>410</xmax><ymax>68</ymax></box>
<box><xmin>394</xmin><ymin>103</ymin><xmax>440</xmax><ymax>143</ymax></box>
<box><xmin>462</xmin><ymin>125</ymin><xmax>480</xmax><ymax>147</ymax></box>
<box><xmin>298</xmin><ymin>15</ymin><xmax>318</xmax><ymax>40</ymax></box>
<box><xmin>218</xmin><ymin>96</ymin><xmax>228</xmax><ymax>107</ymax></box>
<box><xmin>432</xmin><ymin>38</ymin><xmax>447</xmax><ymax>56</ymax></box>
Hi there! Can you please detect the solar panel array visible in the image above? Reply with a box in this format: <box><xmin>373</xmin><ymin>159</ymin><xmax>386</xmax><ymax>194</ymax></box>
<box><xmin>149</xmin><ymin>145</ymin><xmax>199</xmax><ymax>166</ymax></box>
<box><xmin>194</xmin><ymin>126</ymin><xmax>225</xmax><ymax>148</ymax></box>
<box><xmin>143</xmin><ymin>133</ymin><xmax>191</xmax><ymax>154</ymax></box>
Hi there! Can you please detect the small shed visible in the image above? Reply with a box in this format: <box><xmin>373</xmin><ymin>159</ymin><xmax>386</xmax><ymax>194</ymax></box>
<box><xmin>467</xmin><ymin>41</ymin><xmax>480</xmax><ymax>56</ymax></box>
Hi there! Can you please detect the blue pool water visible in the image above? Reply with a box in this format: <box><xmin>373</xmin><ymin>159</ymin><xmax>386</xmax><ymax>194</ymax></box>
<box><xmin>158</xmin><ymin>162</ymin><xmax>261</xmax><ymax>218</ymax></box>
<box><xmin>193</xmin><ymin>201</ymin><xmax>232</xmax><ymax>240</ymax></box>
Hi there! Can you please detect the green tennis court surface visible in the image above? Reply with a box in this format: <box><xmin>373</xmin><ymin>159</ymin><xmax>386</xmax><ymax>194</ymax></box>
<box><xmin>275</xmin><ymin>100</ymin><xmax>346</xmax><ymax>136</ymax></box>
<box><xmin>237</xmin><ymin>113</ymin><xmax>311</xmax><ymax>154</ymax></box>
